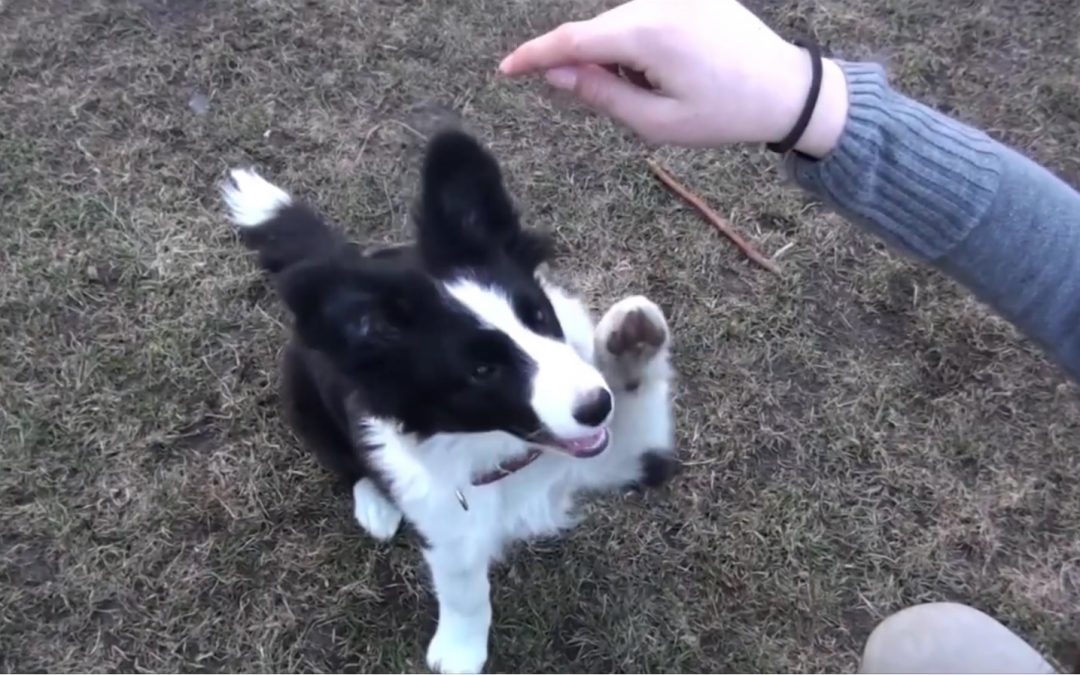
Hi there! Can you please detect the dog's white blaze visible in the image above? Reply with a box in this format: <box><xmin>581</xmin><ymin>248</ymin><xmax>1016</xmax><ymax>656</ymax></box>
<box><xmin>538</xmin><ymin>274</ymin><xmax>595</xmax><ymax>364</ymax></box>
<box><xmin>221</xmin><ymin>168</ymin><xmax>292</xmax><ymax>227</ymax></box>
<box><xmin>443</xmin><ymin>278</ymin><xmax>611</xmax><ymax>439</ymax></box>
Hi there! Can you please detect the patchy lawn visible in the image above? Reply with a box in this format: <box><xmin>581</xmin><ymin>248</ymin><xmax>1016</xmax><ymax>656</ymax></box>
<box><xmin>2</xmin><ymin>0</ymin><xmax>1079</xmax><ymax>671</ymax></box>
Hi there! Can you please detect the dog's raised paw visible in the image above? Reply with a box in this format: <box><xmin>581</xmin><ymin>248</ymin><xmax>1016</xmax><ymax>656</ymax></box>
<box><xmin>595</xmin><ymin>295</ymin><xmax>670</xmax><ymax>388</ymax></box>
<box><xmin>352</xmin><ymin>478</ymin><xmax>402</xmax><ymax>541</ymax></box>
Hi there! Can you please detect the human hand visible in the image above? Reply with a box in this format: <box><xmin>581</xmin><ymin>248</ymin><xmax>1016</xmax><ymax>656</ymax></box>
<box><xmin>499</xmin><ymin>0</ymin><xmax>848</xmax><ymax>157</ymax></box>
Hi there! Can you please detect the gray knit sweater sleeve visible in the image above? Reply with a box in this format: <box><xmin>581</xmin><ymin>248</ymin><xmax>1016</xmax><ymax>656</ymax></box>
<box><xmin>787</xmin><ymin>61</ymin><xmax>1080</xmax><ymax>382</ymax></box>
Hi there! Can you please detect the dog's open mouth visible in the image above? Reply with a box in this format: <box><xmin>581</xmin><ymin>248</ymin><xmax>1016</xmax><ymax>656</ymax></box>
<box><xmin>534</xmin><ymin>427</ymin><xmax>610</xmax><ymax>458</ymax></box>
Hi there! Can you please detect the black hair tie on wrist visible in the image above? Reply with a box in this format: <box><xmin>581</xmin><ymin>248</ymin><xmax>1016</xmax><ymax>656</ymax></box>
<box><xmin>767</xmin><ymin>39</ymin><xmax>823</xmax><ymax>154</ymax></box>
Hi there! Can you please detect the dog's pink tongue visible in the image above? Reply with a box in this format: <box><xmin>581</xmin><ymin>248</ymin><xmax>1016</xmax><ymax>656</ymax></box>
<box><xmin>565</xmin><ymin>430</ymin><xmax>606</xmax><ymax>452</ymax></box>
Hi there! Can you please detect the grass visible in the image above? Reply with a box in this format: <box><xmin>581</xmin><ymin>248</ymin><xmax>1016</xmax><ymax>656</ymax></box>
<box><xmin>2</xmin><ymin>0</ymin><xmax>1080</xmax><ymax>671</ymax></box>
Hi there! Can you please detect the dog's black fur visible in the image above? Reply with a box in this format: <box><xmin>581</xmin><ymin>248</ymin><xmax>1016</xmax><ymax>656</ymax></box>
<box><xmin>238</xmin><ymin>131</ymin><xmax>576</xmax><ymax>487</ymax></box>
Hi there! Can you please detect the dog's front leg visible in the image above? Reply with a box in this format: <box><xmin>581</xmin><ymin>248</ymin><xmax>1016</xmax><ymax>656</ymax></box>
<box><xmin>424</xmin><ymin>543</ymin><xmax>492</xmax><ymax>674</ymax></box>
<box><xmin>591</xmin><ymin>295</ymin><xmax>678</xmax><ymax>489</ymax></box>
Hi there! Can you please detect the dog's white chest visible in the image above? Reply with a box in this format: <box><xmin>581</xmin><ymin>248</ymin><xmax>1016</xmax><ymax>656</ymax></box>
<box><xmin>363</xmin><ymin>421</ymin><xmax>578</xmax><ymax>552</ymax></box>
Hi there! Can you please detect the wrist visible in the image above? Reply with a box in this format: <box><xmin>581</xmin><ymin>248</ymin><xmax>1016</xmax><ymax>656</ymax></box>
<box><xmin>768</xmin><ymin>44</ymin><xmax>849</xmax><ymax>158</ymax></box>
<box><xmin>793</xmin><ymin>58</ymin><xmax>848</xmax><ymax>158</ymax></box>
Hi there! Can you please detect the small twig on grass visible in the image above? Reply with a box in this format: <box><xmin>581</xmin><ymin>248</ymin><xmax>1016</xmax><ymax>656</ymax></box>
<box><xmin>646</xmin><ymin>159</ymin><xmax>782</xmax><ymax>275</ymax></box>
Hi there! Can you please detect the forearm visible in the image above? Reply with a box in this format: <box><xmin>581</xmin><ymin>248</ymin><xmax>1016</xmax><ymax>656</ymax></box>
<box><xmin>787</xmin><ymin>61</ymin><xmax>1080</xmax><ymax>382</ymax></box>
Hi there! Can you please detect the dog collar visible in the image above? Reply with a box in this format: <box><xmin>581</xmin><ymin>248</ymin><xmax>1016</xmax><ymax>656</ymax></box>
<box><xmin>455</xmin><ymin>447</ymin><xmax>544</xmax><ymax>511</ymax></box>
<box><xmin>473</xmin><ymin>447</ymin><xmax>543</xmax><ymax>486</ymax></box>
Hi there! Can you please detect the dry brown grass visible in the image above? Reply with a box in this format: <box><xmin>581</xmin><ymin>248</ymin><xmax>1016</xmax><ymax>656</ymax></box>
<box><xmin>3</xmin><ymin>0</ymin><xmax>1080</xmax><ymax>671</ymax></box>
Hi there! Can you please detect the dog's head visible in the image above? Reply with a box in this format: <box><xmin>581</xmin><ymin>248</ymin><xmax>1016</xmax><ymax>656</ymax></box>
<box><xmin>280</xmin><ymin>131</ymin><xmax>611</xmax><ymax>455</ymax></box>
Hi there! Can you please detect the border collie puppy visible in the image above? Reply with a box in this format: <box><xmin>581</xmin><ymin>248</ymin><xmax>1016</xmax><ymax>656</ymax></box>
<box><xmin>221</xmin><ymin>130</ymin><xmax>676</xmax><ymax>674</ymax></box>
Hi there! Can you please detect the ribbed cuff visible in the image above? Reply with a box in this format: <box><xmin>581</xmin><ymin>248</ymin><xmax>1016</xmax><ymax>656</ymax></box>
<box><xmin>786</xmin><ymin>61</ymin><xmax>1002</xmax><ymax>262</ymax></box>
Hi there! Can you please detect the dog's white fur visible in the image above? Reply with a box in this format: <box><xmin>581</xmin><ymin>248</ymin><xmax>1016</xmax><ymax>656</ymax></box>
<box><xmin>223</xmin><ymin>167</ymin><xmax>675</xmax><ymax>674</ymax></box>
<box><xmin>357</xmin><ymin>290</ymin><xmax>672</xmax><ymax>674</ymax></box>
<box><xmin>223</xmin><ymin>168</ymin><xmax>291</xmax><ymax>227</ymax></box>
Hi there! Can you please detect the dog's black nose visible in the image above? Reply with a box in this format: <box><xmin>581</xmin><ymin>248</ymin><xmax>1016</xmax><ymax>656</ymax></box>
<box><xmin>572</xmin><ymin>388</ymin><xmax>612</xmax><ymax>427</ymax></box>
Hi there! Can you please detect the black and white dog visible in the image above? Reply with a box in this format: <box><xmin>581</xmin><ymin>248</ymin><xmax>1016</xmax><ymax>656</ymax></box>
<box><xmin>221</xmin><ymin>130</ymin><xmax>676</xmax><ymax>673</ymax></box>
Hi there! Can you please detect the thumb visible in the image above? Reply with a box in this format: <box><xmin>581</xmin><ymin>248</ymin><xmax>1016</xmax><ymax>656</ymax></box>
<box><xmin>545</xmin><ymin>64</ymin><xmax>670</xmax><ymax>141</ymax></box>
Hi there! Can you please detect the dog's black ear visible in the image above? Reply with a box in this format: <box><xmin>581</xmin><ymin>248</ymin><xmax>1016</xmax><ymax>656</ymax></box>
<box><xmin>277</xmin><ymin>258</ymin><xmax>434</xmax><ymax>367</ymax></box>
<box><xmin>417</xmin><ymin>130</ymin><xmax>541</xmax><ymax>270</ymax></box>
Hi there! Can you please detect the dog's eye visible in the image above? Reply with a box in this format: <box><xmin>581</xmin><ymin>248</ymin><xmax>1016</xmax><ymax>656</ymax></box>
<box><xmin>470</xmin><ymin>363</ymin><xmax>499</xmax><ymax>383</ymax></box>
<box><xmin>514</xmin><ymin>296</ymin><xmax>550</xmax><ymax>332</ymax></box>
